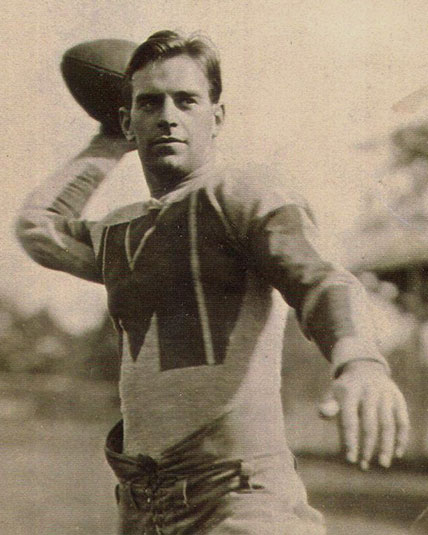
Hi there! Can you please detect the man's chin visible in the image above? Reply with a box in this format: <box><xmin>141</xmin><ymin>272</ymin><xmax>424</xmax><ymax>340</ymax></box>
<box><xmin>148</xmin><ymin>155</ymin><xmax>189</xmax><ymax>179</ymax></box>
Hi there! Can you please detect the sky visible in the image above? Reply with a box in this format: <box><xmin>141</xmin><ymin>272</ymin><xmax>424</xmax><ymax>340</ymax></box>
<box><xmin>2</xmin><ymin>0</ymin><xmax>428</xmax><ymax>332</ymax></box>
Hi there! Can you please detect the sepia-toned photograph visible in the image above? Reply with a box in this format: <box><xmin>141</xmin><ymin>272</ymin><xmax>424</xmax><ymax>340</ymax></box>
<box><xmin>2</xmin><ymin>1</ymin><xmax>427</xmax><ymax>533</ymax></box>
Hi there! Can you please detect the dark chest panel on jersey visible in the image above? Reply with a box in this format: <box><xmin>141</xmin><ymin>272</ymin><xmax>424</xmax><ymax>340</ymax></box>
<box><xmin>100</xmin><ymin>193</ymin><xmax>247</xmax><ymax>370</ymax></box>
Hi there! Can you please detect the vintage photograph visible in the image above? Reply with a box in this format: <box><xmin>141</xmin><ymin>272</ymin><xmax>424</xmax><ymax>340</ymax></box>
<box><xmin>2</xmin><ymin>1</ymin><xmax>427</xmax><ymax>533</ymax></box>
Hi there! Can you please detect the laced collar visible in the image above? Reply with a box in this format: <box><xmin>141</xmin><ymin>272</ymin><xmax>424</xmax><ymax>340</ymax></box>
<box><xmin>141</xmin><ymin>161</ymin><xmax>219</xmax><ymax>214</ymax></box>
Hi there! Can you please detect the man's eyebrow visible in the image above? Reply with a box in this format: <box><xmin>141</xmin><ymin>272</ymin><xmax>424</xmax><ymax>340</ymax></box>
<box><xmin>134</xmin><ymin>90</ymin><xmax>201</xmax><ymax>102</ymax></box>
<box><xmin>134</xmin><ymin>92</ymin><xmax>162</xmax><ymax>101</ymax></box>
<box><xmin>174</xmin><ymin>90</ymin><xmax>202</xmax><ymax>98</ymax></box>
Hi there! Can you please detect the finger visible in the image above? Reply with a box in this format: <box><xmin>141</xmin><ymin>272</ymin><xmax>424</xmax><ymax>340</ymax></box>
<box><xmin>360</xmin><ymin>390</ymin><xmax>378</xmax><ymax>470</ymax></box>
<box><xmin>339</xmin><ymin>391</ymin><xmax>360</xmax><ymax>463</ymax></box>
<box><xmin>378</xmin><ymin>395</ymin><xmax>396</xmax><ymax>468</ymax></box>
<box><xmin>394</xmin><ymin>394</ymin><xmax>410</xmax><ymax>458</ymax></box>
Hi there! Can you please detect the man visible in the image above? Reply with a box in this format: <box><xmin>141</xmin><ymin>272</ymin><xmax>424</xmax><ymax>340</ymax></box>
<box><xmin>17</xmin><ymin>31</ymin><xmax>409</xmax><ymax>534</ymax></box>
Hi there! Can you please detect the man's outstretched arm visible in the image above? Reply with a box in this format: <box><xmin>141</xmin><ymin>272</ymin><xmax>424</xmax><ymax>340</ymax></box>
<box><xmin>16</xmin><ymin>131</ymin><xmax>133</xmax><ymax>282</ymax></box>
<box><xmin>262</xmin><ymin>202</ymin><xmax>409</xmax><ymax>470</ymax></box>
<box><xmin>221</xmin><ymin>177</ymin><xmax>410</xmax><ymax>470</ymax></box>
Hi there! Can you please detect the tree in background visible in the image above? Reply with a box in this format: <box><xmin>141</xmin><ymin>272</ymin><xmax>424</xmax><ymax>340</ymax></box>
<box><xmin>0</xmin><ymin>295</ymin><xmax>118</xmax><ymax>381</ymax></box>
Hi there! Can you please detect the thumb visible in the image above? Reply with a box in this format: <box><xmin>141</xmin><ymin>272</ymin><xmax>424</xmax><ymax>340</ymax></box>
<box><xmin>318</xmin><ymin>389</ymin><xmax>340</xmax><ymax>419</ymax></box>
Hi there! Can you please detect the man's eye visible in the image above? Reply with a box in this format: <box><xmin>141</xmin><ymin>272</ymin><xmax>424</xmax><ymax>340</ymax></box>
<box><xmin>179</xmin><ymin>96</ymin><xmax>197</xmax><ymax>107</ymax></box>
<box><xmin>137</xmin><ymin>99</ymin><xmax>158</xmax><ymax>111</ymax></box>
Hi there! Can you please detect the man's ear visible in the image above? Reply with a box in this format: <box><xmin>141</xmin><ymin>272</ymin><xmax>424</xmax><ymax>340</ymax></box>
<box><xmin>212</xmin><ymin>103</ymin><xmax>225</xmax><ymax>138</ymax></box>
<box><xmin>119</xmin><ymin>107</ymin><xmax>135</xmax><ymax>141</ymax></box>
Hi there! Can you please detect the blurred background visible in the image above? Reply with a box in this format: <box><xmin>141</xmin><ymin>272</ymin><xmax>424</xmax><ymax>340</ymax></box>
<box><xmin>2</xmin><ymin>1</ymin><xmax>428</xmax><ymax>533</ymax></box>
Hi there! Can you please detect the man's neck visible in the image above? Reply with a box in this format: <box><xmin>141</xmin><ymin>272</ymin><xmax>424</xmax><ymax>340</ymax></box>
<box><xmin>144</xmin><ymin>160</ymin><xmax>215</xmax><ymax>199</ymax></box>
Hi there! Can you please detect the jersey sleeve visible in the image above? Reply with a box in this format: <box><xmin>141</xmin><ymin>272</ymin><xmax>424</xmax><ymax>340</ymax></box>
<box><xmin>214</xmin><ymin>169</ymin><xmax>389</xmax><ymax>376</ymax></box>
<box><xmin>16</xmin><ymin>134</ymin><xmax>130</xmax><ymax>283</ymax></box>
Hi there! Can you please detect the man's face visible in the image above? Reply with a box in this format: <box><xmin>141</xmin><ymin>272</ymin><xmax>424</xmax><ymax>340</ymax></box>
<box><xmin>120</xmin><ymin>55</ymin><xmax>224</xmax><ymax>185</ymax></box>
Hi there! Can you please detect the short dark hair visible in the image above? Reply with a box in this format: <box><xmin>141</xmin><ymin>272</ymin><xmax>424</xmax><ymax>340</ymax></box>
<box><xmin>122</xmin><ymin>30</ymin><xmax>222</xmax><ymax>107</ymax></box>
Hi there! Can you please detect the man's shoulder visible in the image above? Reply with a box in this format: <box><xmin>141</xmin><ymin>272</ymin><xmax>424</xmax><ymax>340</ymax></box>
<box><xmin>89</xmin><ymin>202</ymin><xmax>146</xmax><ymax>256</ymax></box>
<box><xmin>212</xmin><ymin>164</ymin><xmax>308</xmax><ymax>212</ymax></box>
<box><xmin>97</xmin><ymin>202</ymin><xmax>147</xmax><ymax>228</ymax></box>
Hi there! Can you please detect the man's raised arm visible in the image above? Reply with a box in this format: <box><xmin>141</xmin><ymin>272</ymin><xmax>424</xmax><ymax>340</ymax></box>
<box><xmin>16</xmin><ymin>131</ymin><xmax>133</xmax><ymax>282</ymax></box>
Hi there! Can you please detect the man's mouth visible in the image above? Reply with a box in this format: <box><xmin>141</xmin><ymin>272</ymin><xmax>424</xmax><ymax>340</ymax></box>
<box><xmin>152</xmin><ymin>136</ymin><xmax>186</xmax><ymax>146</ymax></box>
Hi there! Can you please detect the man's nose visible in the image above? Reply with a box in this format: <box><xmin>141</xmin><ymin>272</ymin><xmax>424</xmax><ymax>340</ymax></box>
<box><xmin>157</xmin><ymin>98</ymin><xmax>178</xmax><ymax>128</ymax></box>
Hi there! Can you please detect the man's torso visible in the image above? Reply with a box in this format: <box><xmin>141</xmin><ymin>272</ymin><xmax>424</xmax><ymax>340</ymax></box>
<box><xmin>94</xmin><ymin>171</ymin><xmax>289</xmax><ymax>458</ymax></box>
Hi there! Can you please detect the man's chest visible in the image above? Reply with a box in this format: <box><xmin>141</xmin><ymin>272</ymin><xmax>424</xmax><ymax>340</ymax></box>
<box><xmin>98</xmin><ymin>193</ymin><xmax>249</xmax><ymax>368</ymax></box>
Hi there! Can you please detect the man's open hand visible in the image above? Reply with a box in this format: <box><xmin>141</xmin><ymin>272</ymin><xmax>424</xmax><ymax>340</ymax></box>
<box><xmin>319</xmin><ymin>359</ymin><xmax>409</xmax><ymax>471</ymax></box>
